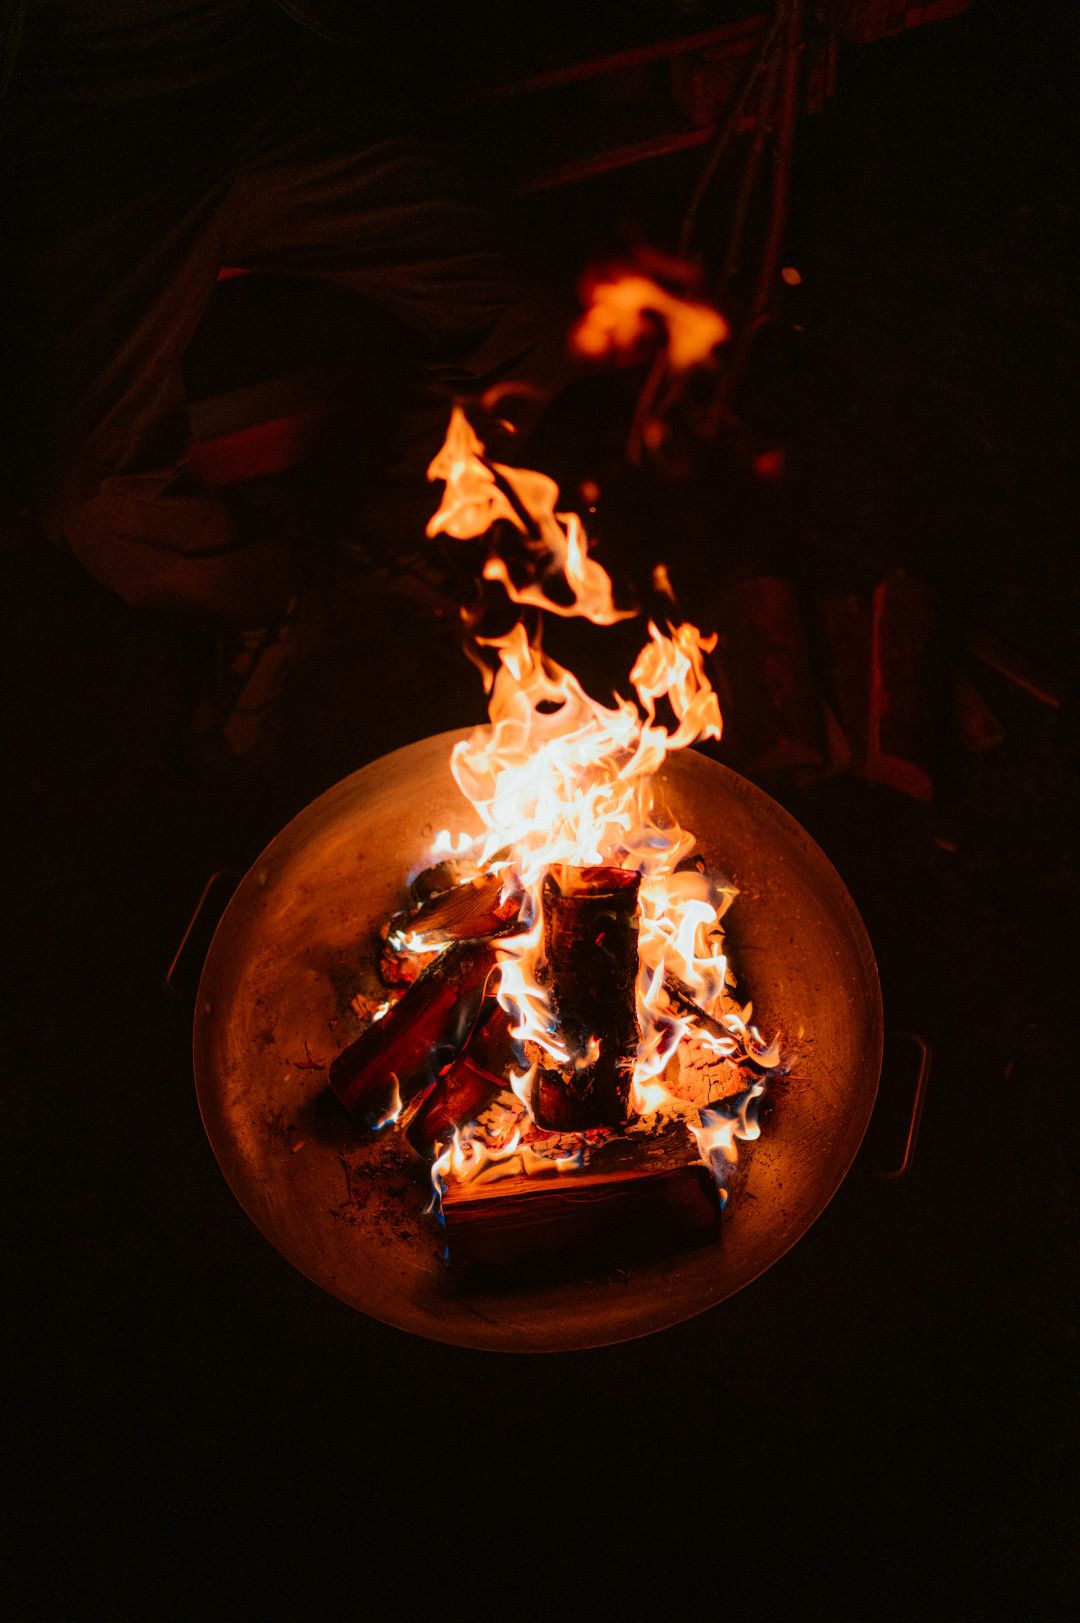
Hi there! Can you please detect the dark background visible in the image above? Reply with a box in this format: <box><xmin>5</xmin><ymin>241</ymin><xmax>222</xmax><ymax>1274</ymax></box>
<box><xmin>4</xmin><ymin>2</ymin><xmax>1076</xmax><ymax>1611</ymax></box>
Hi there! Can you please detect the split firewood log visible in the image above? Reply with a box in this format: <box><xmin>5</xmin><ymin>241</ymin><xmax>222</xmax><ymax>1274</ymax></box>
<box><xmin>330</xmin><ymin>940</ymin><xmax>496</xmax><ymax>1119</ymax></box>
<box><xmin>441</xmin><ymin>1123</ymin><xmax>720</xmax><ymax>1276</ymax></box>
<box><xmin>533</xmin><ymin>865</ymin><xmax>641</xmax><ymax>1130</ymax></box>
<box><xmin>404</xmin><ymin>1003</ymin><xmax>515</xmax><ymax>1155</ymax></box>
<box><xmin>390</xmin><ymin>872</ymin><xmax>520</xmax><ymax>950</ymax></box>
<box><xmin>378</xmin><ymin>872</ymin><xmax>520</xmax><ymax>988</ymax></box>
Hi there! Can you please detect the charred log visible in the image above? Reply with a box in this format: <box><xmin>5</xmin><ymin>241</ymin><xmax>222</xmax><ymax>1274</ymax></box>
<box><xmin>662</xmin><ymin>970</ymin><xmax>730</xmax><ymax>1047</ymax></box>
<box><xmin>406</xmin><ymin>846</ymin><xmax>511</xmax><ymax>910</ymax></box>
<box><xmin>378</xmin><ymin>873</ymin><xmax>520</xmax><ymax>989</ymax></box>
<box><xmin>330</xmin><ymin>940</ymin><xmax>495</xmax><ymax>1120</ymax></box>
<box><xmin>408</xmin><ymin>857</ymin><xmax>482</xmax><ymax>908</ymax></box>
<box><xmin>534</xmin><ymin>865</ymin><xmax>641</xmax><ymax>1131</ymax></box>
<box><xmin>377</xmin><ymin>918</ymin><xmax>438</xmax><ymax>987</ymax></box>
<box><xmin>441</xmin><ymin>1123</ymin><xmax>720</xmax><ymax>1277</ymax></box>
<box><xmin>392</xmin><ymin>872</ymin><xmax>520</xmax><ymax>950</ymax></box>
<box><xmin>404</xmin><ymin>1003</ymin><xmax>515</xmax><ymax>1155</ymax></box>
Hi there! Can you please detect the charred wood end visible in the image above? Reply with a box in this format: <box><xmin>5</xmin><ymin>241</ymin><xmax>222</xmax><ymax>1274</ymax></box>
<box><xmin>393</xmin><ymin>872</ymin><xmax>521</xmax><ymax>949</ymax></box>
<box><xmin>534</xmin><ymin>864</ymin><xmax>641</xmax><ymax>1131</ymax></box>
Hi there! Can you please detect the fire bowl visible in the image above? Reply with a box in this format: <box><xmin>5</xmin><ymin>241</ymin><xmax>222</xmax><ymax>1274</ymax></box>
<box><xmin>193</xmin><ymin>729</ymin><xmax>882</xmax><ymax>1353</ymax></box>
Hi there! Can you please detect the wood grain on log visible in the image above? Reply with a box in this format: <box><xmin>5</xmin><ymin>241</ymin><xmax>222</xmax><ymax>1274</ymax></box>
<box><xmin>330</xmin><ymin>940</ymin><xmax>495</xmax><ymax>1119</ymax></box>
<box><xmin>394</xmin><ymin>872</ymin><xmax>520</xmax><ymax>949</ymax></box>
<box><xmin>404</xmin><ymin>1004</ymin><xmax>515</xmax><ymax>1155</ymax></box>
<box><xmin>442</xmin><ymin>1124</ymin><xmax>720</xmax><ymax>1276</ymax></box>
<box><xmin>534</xmin><ymin>865</ymin><xmax>641</xmax><ymax>1131</ymax></box>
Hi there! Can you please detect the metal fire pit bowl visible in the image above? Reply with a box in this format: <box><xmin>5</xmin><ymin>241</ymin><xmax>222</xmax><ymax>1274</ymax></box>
<box><xmin>194</xmin><ymin>729</ymin><xmax>882</xmax><ymax>1353</ymax></box>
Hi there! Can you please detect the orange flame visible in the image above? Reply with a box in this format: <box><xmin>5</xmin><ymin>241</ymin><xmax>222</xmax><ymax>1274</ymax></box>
<box><xmin>571</xmin><ymin>273</ymin><xmax>729</xmax><ymax>371</ymax></box>
<box><xmin>427</xmin><ymin>406</ymin><xmax>632</xmax><ymax>627</ymax></box>
<box><xmin>368</xmin><ymin>1074</ymin><xmax>402</xmax><ymax>1132</ymax></box>
<box><xmin>429</xmin><ymin>1119</ymin><xmax>583</xmax><ymax>1207</ymax></box>
<box><xmin>423</xmin><ymin>410</ymin><xmax>776</xmax><ymax>1192</ymax></box>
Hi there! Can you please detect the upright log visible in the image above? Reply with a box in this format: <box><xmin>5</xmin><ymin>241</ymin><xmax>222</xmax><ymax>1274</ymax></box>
<box><xmin>534</xmin><ymin>865</ymin><xmax>641</xmax><ymax>1130</ymax></box>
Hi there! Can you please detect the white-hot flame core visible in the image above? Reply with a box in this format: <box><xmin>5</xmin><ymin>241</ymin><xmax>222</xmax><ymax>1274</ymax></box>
<box><xmin>423</xmin><ymin>407</ymin><xmax>778</xmax><ymax>1193</ymax></box>
<box><xmin>430</xmin><ymin>829</ymin><xmax>476</xmax><ymax>859</ymax></box>
<box><xmin>368</xmin><ymin>1074</ymin><xmax>402</xmax><ymax>1132</ymax></box>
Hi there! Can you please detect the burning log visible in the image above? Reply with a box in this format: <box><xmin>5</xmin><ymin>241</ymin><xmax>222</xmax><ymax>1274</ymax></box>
<box><xmin>662</xmin><ymin>969</ymin><xmax>729</xmax><ymax>1047</ymax></box>
<box><xmin>396</xmin><ymin>876</ymin><xmax>519</xmax><ymax>947</ymax></box>
<box><xmin>329</xmin><ymin>940</ymin><xmax>495</xmax><ymax>1120</ymax></box>
<box><xmin>397</xmin><ymin>872</ymin><xmax>520</xmax><ymax>948</ymax></box>
<box><xmin>534</xmin><ymin>865</ymin><xmax>641</xmax><ymax>1131</ymax></box>
<box><xmin>441</xmin><ymin>1124</ymin><xmax>721</xmax><ymax>1277</ymax></box>
<box><xmin>408</xmin><ymin>856</ymin><xmax>482</xmax><ymax>908</ymax></box>
<box><xmin>404</xmin><ymin>1003</ymin><xmax>515</xmax><ymax>1155</ymax></box>
<box><xmin>379</xmin><ymin>873</ymin><xmax>520</xmax><ymax>988</ymax></box>
<box><xmin>377</xmin><ymin>919</ymin><xmax>438</xmax><ymax>987</ymax></box>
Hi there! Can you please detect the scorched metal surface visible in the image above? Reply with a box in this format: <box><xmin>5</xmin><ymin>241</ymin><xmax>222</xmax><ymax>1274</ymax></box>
<box><xmin>193</xmin><ymin>728</ymin><xmax>882</xmax><ymax>1352</ymax></box>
